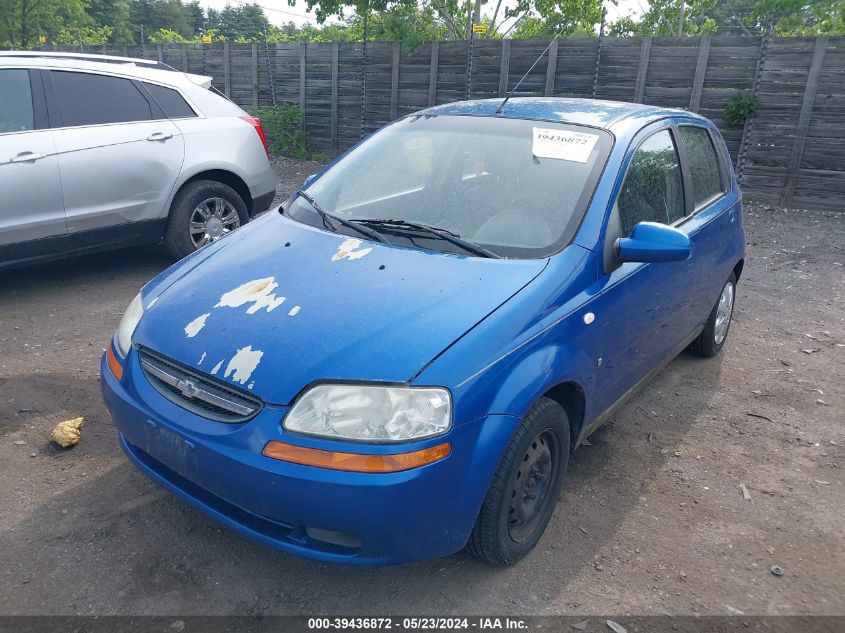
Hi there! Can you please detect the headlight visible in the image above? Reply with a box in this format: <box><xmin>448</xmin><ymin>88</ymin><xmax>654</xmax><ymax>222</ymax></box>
<box><xmin>114</xmin><ymin>293</ymin><xmax>144</xmax><ymax>357</ymax></box>
<box><xmin>284</xmin><ymin>384</ymin><xmax>451</xmax><ymax>442</ymax></box>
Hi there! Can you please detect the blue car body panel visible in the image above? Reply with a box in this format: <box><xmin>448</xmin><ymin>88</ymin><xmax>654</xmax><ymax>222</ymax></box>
<box><xmin>101</xmin><ymin>98</ymin><xmax>745</xmax><ymax>565</ymax></box>
<box><xmin>132</xmin><ymin>212</ymin><xmax>548</xmax><ymax>406</ymax></box>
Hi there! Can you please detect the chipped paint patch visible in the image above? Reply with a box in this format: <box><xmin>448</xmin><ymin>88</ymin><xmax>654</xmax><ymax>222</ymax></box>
<box><xmin>224</xmin><ymin>345</ymin><xmax>264</xmax><ymax>385</ymax></box>
<box><xmin>288</xmin><ymin>305</ymin><xmax>301</xmax><ymax>317</ymax></box>
<box><xmin>185</xmin><ymin>313</ymin><xmax>210</xmax><ymax>338</ymax></box>
<box><xmin>248</xmin><ymin>381</ymin><xmax>255</xmax><ymax>390</ymax></box>
<box><xmin>210</xmin><ymin>360</ymin><xmax>223</xmax><ymax>375</ymax></box>
<box><xmin>198</xmin><ymin>352</ymin><xmax>206</xmax><ymax>365</ymax></box>
<box><xmin>216</xmin><ymin>277</ymin><xmax>286</xmax><ymax>314</ymax></box>
<box><xmin>332</xmin><ymin>238</ymin><xmax>373</xmax><ymax>262</ymax></box>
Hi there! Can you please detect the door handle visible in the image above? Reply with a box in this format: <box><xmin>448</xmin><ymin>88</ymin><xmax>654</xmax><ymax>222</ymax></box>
<box><xmin>10</xmin><ymin>151</ymin><xmax>45</xmax><ymax>163</ymax></box>
<box><xmin>146</xmin><ymin>132</ymin><xmax>173</xmax><ymax>142</ymax></box>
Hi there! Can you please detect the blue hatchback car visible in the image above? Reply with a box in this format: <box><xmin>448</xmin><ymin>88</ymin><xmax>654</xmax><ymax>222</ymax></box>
<box><xmin>101</xmin><ymin>98</ymin><xmax>744</xmax><ymax>566</ymax></box>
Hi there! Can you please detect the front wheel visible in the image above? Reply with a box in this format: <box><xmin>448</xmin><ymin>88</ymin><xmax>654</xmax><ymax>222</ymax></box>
<box><xmin>688</xmin><ymin>273</ymin><xmax>737</xmax><ymax>357</ymax></box>
<box><xmin>165</xmin><ymin>180</ymin><xmax>249</xmax><ymax>260</ymax></box>
<box><xmin>467</xmin><ymin>398</ymin><xmax>570</xmax><ymax>565</ymax></box>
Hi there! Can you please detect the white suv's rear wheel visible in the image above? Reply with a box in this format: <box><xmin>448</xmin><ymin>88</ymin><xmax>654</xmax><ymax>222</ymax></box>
<box><xmin>165</xmin><ymin>180</ymin><xmax>248</xmax><ymax>259</ymax></box>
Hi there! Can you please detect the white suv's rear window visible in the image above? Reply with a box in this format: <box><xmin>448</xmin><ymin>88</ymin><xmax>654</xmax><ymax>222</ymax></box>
<box><xmin>143</xmin><ymin>82</ymin><xmax>196</xmax><ymax>119</ymax></box>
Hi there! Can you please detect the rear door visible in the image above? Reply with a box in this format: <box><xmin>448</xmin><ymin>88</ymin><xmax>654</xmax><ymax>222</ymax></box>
<box><xmin>45</xmin><ymin>69</ymin><xmax>184</xmax><ymax>246</ymax></box>
<box><xmin>674</xmin><ymin>123</ymin><xmax>736</xmax><ymax>320</ymax></box>
<box><xmin>0</xmin><ymin>68</ymin><xmax>66</xmax><ymax>263</ymax></box>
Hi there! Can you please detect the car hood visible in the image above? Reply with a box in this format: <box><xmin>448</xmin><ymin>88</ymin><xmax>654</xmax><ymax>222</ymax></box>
<box><xmin>135</xmin><ymin>213</ymin><xmax>548</xmax><ymax>405</ymax></box>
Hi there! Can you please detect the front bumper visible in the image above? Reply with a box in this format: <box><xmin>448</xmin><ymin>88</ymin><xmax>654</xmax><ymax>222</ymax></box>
<box><xmin>101</xmin><ymin>348</ymin><xmax>518</xmax><ymax>565</ymax></box>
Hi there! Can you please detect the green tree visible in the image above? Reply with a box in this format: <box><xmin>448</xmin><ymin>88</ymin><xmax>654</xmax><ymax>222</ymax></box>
<box><xmin>146</xmin><ymin>26</ymin><xmax>187</xmax><ymax>41</ymax></box>
<box><xmin>0</xmin><ymin>0</ymin><xmax>87</xmax><ymax>47</ymax></box>
<box><xmin>183</xmin><ymin>0</ymin><xmax>205</xmax><ymax>34</ymax></box>
<box><xmin>206</xmin><ymin>3</ymin><xmax>270</xmax><ymax>40</ymax></box>
<box><xmin>131</xmin><ymin>0</ymin><xmax>195</xmax><ymax>40</ymax></box>
<box><xmin>346</xmin><ymin>3</ymin><xmax>448</xmax><ymax>47</ymax></box>
<box><xmin>607</xmin><ymin>0</ymin><xmax>719</xmax><ymax>36</ymax></box>
<box><xmin>507</xmin><ymin>0</ymin><xmax>603</xmax><ymax>37</ymax></box>
<box><xmin>88</xmin><ymin>0</ymin><xmax>134</xmax><ymax>44</ymax></box>
<box><xmin>56</xmin><ymin>22</ymin><xmax>113</xmax><ymax>44</ymax></box>
<box><xmin>607</xmin><ymin>0</ymin><xmax>781</xmax><ymax>36</ymax></box>
<box><xmin>752</xmin><ymin>0</ymin><xmax>845</xmax><ymax>35</ymax></box>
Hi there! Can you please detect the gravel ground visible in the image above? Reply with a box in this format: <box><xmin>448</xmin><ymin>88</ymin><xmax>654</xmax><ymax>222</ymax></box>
<box><xmin>0</xmin><ymin>161</ymin><xmax>842</xmax><ymax>616</ymax></box>
<box><xmin>271</xmin><ymin>155</ymin><xmax>327</xmax><ymax>207</ymax></box>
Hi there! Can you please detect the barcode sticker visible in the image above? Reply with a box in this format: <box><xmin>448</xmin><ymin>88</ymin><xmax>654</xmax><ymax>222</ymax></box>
<box><xmin>532</xmin><ymin>128</ymin><xmax>599</xmax><ymax>163</ymax></box>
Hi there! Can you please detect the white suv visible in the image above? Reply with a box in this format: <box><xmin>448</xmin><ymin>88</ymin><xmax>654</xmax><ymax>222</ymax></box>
<box><xmin>0</xmin><ymin>52</ymin><xmax>276</xmax><ymax>266</ymax></box>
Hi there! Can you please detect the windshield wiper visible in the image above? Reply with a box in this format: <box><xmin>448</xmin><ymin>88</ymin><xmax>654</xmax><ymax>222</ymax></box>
<box><xmin>351</xmin><ymin>218</ymin><xmax>501</xmax><ymax>259</ymax></box>
<box><xmin>293</xmin><ymin>190</ymin><xmax>389</xmax><ymax>243</ymax></box>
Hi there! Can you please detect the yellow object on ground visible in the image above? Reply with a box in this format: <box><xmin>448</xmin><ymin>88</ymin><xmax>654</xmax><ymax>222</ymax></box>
<box><xmin>50</xmin><ymin>417</ymin><xmax>84</xmax><ymax>448</ymax></box>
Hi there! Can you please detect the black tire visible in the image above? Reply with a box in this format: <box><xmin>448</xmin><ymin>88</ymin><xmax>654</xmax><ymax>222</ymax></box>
<box><xmin>467</xmin><ymin>397</ymin><xmax>570</xmax><ymax>565</ymax></box>
<box><xmin>688</xmin><ymin>273</ymin><xmax>737</xmax><ymax>357</ymax></box>
<box><xmin>165</xmin><ymin>180</ymin><xmax>249</xmax><ymax>260</ymax></box>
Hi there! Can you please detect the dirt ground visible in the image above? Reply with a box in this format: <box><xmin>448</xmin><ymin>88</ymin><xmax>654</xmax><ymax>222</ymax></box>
<box><xmin>0</xmin><ymin>159</ymin><xmax>842</xmax><ymax>617</ymax></box>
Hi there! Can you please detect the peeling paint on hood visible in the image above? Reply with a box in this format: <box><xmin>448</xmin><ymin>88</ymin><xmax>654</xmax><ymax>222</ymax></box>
<box><xmin>134</xmin><ymin>213</ymin><xmax>548</xmax><ymax>404</ymax></box>
<box><xmin>223</xmin><ymin>345</ymin><xmax>264</xmax><ymax>384</ymax></box>
<box><xmin>185</xmin><ymin>313</ymin><xmax>210</xmax><ymax>338</ymax></box>
<box><xmin>216</xmin><ymin>277</ymin><xmax>286</xmax><ymax>314</ymax></box>
<box><xmin>332</xmin><ymin>238</ymin><xmax>373</xmax><ymax>261</ymax></box>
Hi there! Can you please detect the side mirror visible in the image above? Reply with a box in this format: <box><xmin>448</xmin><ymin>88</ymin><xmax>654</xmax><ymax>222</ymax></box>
<box><xmin>616</xmin><ymin>221</ymin><xmax>691</xmax><ymax>264</ymax></box>
<box><xmin>303</xmin><ymin>173</ymin><xmax>317</xmax><ymax>188</ymax></box>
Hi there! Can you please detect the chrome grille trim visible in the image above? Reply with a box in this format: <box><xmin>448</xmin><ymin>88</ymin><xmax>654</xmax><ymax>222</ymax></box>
<box><xmin>139</xmin><ymin>348</ymin><xmax>262</xmax><ymax>423</ymax></box>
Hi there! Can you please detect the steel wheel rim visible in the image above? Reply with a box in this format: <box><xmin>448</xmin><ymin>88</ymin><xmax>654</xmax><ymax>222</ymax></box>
<box><xmin>189</xmin><ymin>197</ymin><xmax>240</xmax><ymax>248</ymax></box>
<box><xmin>508</xmin><ymin>428</ymin><xmax>560</xmax><ymax>543</ymax></box>
<box><xmin>714</xmin><ymin>281</ymin><xmax>735</xmax><ymax>345</ymax></box>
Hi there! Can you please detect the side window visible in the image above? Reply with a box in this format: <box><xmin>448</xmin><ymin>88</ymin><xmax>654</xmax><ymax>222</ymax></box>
<box><xmin>679</xmin><ymin>126</ymin><xmax>726</xmax><ymax>208</ymax></box>
<box><xmin>617</xmin><ymin>129</ymin><xmax>685</xmax><ymax>236</ymax></box>
<box><xmin>143</xmin><ymin>82</ymin><xmax>196</xmax><ymax>118</ymax></box>
<box><xmin>51</xmin><ymin>71</ymin><xmax>153</xmax><ymax>127</ymax></box>
<box><xmin>0</xmin><ymin>69</ymin><xmax>34</xmax><ymax>134</ymax></box>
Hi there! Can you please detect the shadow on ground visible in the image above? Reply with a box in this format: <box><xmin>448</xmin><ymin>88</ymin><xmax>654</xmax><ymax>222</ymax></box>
<box><xmin>0</xmin><ymin>350</ymin><xmax>721</xmax><ymax>615</ymax></box>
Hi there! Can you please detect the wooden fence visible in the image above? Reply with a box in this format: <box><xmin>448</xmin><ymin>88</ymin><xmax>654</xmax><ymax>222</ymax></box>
<box><xmin>32</xmin><ymin>36</ymin><xmax>845</xmax><ymax>210</ymax></box>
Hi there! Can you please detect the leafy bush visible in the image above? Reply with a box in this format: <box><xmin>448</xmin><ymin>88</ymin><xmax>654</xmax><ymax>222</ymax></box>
<box><xmin>723</xmin><ymin>91</ymin><xmax>760</xmax><ymax>127</ymax></box>
<box><xmin>249</xmin><ymin>104</ymin><xmax>308</xmax><ymax>158</ymax></box>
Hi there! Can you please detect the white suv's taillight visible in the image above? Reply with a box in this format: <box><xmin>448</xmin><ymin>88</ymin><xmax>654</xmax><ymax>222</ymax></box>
<box><xmin>240</xmin><ymin>115</ymin><xmax>270</xmax><ymax>161</ymax></box>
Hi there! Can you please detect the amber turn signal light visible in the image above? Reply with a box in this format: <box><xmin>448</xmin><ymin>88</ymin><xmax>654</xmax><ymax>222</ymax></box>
<box><xmin>262</xmin><ymin>441</ymin><xmax>451</xmax><ymax>473</ymax></box>
<box><xmin>106</xmin><ymin>346</ymin><xmax>124</xmax><ymax>382</ymax></box>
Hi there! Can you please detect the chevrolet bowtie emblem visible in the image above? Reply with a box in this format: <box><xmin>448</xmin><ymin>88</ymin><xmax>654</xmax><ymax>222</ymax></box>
<box><xmin>176</xmin><ymin>379</ymin><xmax>198</xmax><ymax>399</ymax></box>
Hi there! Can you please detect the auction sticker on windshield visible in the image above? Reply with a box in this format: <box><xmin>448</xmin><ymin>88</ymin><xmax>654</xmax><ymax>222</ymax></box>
<box><xmin>532</xmin><ymin>127</ymin><xmax>599</xmax><ymax>163</ymax></box>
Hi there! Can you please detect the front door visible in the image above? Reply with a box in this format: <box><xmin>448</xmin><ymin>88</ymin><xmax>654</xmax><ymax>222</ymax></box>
<box><xmin>0</xmin><ymin>68</ymin><xmax>66</xmax><ymax>263</ymax></box>
<box><xmin>600</xmin><ymin>124</ymin><xmax>700</xmax><ymax>397</ymax></box>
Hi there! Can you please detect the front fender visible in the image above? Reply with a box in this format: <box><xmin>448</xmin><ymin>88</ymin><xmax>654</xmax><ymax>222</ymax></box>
<box><xmin>413</xmin><ymin>246</ymin><xmax>600</xmax><ymax>426</ymax></box>
<box><xmin>478</xmin><ymin>343</ymin><xmax>593</xmax><ymax>420</ymax></box>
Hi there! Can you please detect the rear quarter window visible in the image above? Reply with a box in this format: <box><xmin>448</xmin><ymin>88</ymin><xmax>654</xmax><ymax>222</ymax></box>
<box><xmin>143</xmin><ymin>82</ymin><xmax>196</xmax><ymax>118</ymax></box>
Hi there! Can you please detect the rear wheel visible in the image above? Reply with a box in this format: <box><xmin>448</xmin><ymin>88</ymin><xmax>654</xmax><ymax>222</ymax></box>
<box><xmin>689</xmin><ymin>273</ymin><xmax>737</xmax><ymax>357</ymax></box>
<box><xmin>165</xmin><ymin>180</ymin><xmax>248</xmax><ymax>259</ymax></box>
<box><xmin>467</xmin><ymin>398</ymin><xmax>570</xmax><ymax>565</ymax></box>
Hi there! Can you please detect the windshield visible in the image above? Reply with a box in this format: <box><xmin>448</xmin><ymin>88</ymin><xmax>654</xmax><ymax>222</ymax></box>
<box><xmin>287</xmin><ymin>114</ymin><xmax>612</xmax><ymax>258</ymax></box>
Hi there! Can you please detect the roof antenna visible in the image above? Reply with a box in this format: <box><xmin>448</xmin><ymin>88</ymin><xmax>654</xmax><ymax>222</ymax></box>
<box><xmin>496</xmin><ymin>35</ymin><xmax>560</xmax><ymax>114</ymax></box>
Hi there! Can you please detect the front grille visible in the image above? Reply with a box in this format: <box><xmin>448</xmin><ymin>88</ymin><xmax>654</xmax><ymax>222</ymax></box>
<box><xmin>139</xmin><ymin>348</ymin><xmax>262</xmax><ymax>423</ymax></box>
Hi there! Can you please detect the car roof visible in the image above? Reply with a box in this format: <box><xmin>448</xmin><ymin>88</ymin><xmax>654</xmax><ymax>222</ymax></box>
<box><xmin>0</xmin><ymin>52</ymin><xmax>211</xmax><ymax>90</ymax></box>
<box><xmin>418</xmin><ymin>97</ymin><xmax>706</xmax><ymax>133</ymax></box>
